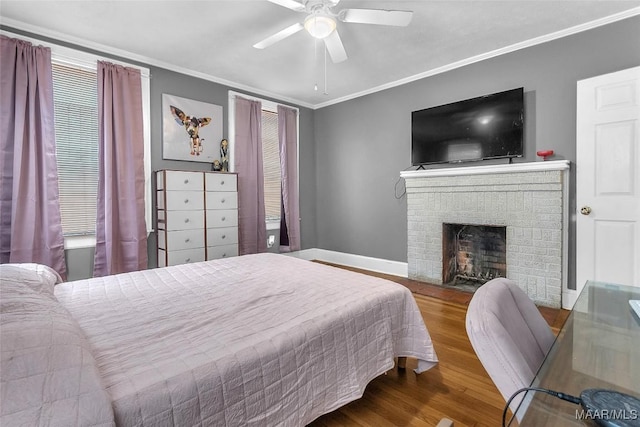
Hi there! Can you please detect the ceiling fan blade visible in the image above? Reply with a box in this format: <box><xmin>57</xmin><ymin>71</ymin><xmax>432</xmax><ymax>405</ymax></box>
<box><xmin>253</xmin><ymin>23</ymin><xmax>304</xmax><ymax>49</ymax></box>
<box><xmin>340</xmin><ymin>9</ymin><xmax>413</xmax><ymax>26</ymax></box>
<box><xmin>266</xmin><ymin>0</ymin><xmax>306</xmax><ymax>12</ymax></box>
<box><xmin>324</xmin><ymin>30</ymin><xmax>347</xmax><ymax>63</ymax></box>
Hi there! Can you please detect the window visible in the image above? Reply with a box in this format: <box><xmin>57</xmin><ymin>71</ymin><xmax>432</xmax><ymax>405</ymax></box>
<box><xmin>51</xmin><ymin>62</ymin><xmax>99</xmax><ymax>236</ymax></box>
<box><xmin>1</xmin><ymin>31</ymin><xmax>153</xmax><ymax>248</ymax></box>
<box><xmin>261</xmin><ymin>109</ymin><xmax>282</xmax><ymax>222</ymax></box>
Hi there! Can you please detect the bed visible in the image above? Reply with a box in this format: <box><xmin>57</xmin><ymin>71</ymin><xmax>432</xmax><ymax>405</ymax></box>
<box><xmin>1</xmin><ymin>253</ymin><xmax>438</xmax><ymax>426</ymax></box>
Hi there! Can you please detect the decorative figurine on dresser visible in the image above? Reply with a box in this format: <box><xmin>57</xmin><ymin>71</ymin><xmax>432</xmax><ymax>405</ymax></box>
<box><xmin>220</xmin><ymin>138</ymin><xmax>229</xmax><ymax>172</ymax></box>
<box><xmin>156</xmin><ymin>170</ymin><xmax>238</xmax><ymax>267</ymax></box>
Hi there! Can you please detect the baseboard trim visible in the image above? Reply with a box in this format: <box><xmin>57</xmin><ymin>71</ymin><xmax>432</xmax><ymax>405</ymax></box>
<box><xmin>562</xmin><ymin>289</ymin><xmax>578</xmax><ymax>310</ymax></box>
<box><xmin>287</xmin><ymin>248</ymin><xmax>408</xmax><ymax>278</ymax></box>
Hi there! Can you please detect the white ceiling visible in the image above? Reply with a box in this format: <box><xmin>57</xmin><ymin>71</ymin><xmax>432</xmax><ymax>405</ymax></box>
<box><xmin>1</xmin><ymin>1</ymin><xmax>639</xmax><ymax>109</ymax></box>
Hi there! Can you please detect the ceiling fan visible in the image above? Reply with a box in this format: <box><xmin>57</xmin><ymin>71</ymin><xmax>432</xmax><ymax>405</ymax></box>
<box><xmin>253</xmin><ymin>0</ymin><xmax>413</xmax><ymax>64</ymax></box>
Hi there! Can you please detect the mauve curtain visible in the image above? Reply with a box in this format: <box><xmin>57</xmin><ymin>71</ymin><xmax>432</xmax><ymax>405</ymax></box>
<box><xmin>277</xmin><ymin>105</ymin><xmax>300</xmax><ymax>252</ymax></box>
<box><xmin>235</xmin><ymin>97</ymin><xmax>267</xmax><ymax>255</ymax></box>
<box><xmin>0</xmin><ymin>35</ymin><xmax>67</xmax><ymax>279</ymax></box>
<box><xmin>93</xmin><ymin>61</ymin><xmax>147</xmax><ymax>276</ymax></box>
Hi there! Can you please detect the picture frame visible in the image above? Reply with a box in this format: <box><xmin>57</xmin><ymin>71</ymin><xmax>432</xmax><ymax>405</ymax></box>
<box><xmin>162</xmin><ymin>93</ymin><xmax>223</xmax><ymax>163</ymax></box>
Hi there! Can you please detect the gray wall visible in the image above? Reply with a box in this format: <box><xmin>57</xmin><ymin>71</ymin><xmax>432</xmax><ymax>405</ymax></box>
<box><xmin>2</xmin><ymin>25</ymin><xmax>317</xmax><ymax>280</ymax></box>
<box><xmin>313</xmin><ymin>16</ymin><xmax>640</xmax><ymax>289</ymax></box>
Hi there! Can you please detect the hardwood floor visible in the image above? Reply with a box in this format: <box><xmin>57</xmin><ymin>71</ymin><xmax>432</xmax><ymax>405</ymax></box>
<box><xmin>309</xmin><ymin>262</ymin><xmax>570</xmax><ymax>427</ymax></box>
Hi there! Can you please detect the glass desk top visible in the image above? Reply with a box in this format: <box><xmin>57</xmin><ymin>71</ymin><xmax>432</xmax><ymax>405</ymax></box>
<box><xmin>509</xmin><ymin>280</ymin><xmax>640</xmax><ymax>426</ymax></box>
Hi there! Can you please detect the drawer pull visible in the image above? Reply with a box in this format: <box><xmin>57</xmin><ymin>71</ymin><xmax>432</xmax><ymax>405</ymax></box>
<box><xmin>221</xmin><ymin>235</ymin><xmax>226</xmax><ymax>239</ymax></box>
<box><xmin>220</xmin><ymin>180</ymin><xmax>225</xmax><ymax>186</ymax></box>
<box><xmin>184</xmin><ymin>179</ymin><xmax>189</xmax><ymax>184</ymax></box>
<box><xmin>184</xmin><ymin>199</ymin><xmax>189</xmax><ymax>204</ymax></box>
<box><xmin>185</xmin><ymin>258</ymin><xmax>191</xmax><ymax>263</ymax></box>
<box><xmin>184</xmin><ymin>218</ymin><xmax>190</xmax><ymax>223</ymax></box>
<box><xmin>221</xmin><ymin>216</ymin><xmax>226</xmax><ymax>221</ymax></box>
<box><xmin>185</xmin><ymin>238</ymin><xmax>190</xmax><ymax>243</ymax></box>
<box><xmin>221</xmin><ymin>198</ymin><xmax>225</xmax><ymax>203</ymax></box>
<box><xmin>222</xmin><ymin>253</ymin><xmax>227</xmax><ymax>258</ymax></box>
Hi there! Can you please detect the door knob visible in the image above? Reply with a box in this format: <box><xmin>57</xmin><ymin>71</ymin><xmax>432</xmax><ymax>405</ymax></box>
<box><xmin>580</xmin><ymin>206</ymin><xmax>592</xmax><ymax>215</ymax></box>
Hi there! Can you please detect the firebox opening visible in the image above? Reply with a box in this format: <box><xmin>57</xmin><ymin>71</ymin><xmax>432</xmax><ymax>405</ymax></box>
<box><xmin>442</xmin><ymin>223</ymin><xmax>506</xmax><ymax>288</ymax></box>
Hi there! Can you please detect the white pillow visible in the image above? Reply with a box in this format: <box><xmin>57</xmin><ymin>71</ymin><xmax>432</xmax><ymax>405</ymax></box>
<box><xmin>0</xmin><ymin>263</ymin><xmax>63</xmax><ymax>296</ymax></box>
<box><xmin>0</xmin><ymin>279</ymin><xmax>115</xmax><ymax>426</ymax></box>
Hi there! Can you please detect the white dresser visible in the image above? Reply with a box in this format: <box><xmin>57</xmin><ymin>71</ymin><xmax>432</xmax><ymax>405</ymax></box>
<box><xmin>156</xmin><ymin>170</ymin><xmax>238</xmax><ymax>267</ymax></box>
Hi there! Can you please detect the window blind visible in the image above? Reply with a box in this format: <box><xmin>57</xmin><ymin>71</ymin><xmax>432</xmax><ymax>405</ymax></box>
<box><xmin>51</xmin><ymin>62</ymin><xmax>99</xmax><ymax>236</ymax></box>
<box><xmin>261</xmin><ymin>110</ymin><xmax>282</xmax><ymax>221</ymax></box>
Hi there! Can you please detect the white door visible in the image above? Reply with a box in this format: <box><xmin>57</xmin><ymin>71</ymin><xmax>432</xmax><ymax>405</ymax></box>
<box><xmin>576</xmin><ymin>66</ymin><xmax>640</xmax><ymax>294</ymax></box>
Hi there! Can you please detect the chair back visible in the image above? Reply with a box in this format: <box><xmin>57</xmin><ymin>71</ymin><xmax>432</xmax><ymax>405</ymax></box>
<box><xmin>465</xmin><ymin>278</ymin><xmax>555</xmax><ymax>416</ymax></box>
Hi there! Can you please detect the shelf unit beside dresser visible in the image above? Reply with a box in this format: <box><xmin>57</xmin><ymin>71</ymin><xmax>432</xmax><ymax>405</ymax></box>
<box><xmin>156</xmin><ymin>170</ymin><xmax>239</xmax><ymax>267</ymax></box>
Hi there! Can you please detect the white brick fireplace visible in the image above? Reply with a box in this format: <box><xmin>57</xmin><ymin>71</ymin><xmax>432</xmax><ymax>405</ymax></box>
<box><xmin>401</xmin><ymin>160</ymin><xmax>570</xmax><ymax>308</ymax></box>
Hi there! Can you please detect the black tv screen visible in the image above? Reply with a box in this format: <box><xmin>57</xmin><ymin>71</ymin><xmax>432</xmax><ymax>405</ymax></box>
<box><xmin>411</xmin><ymin>88</ymin><xmax>524</xmax><ymax>166</ymax></box>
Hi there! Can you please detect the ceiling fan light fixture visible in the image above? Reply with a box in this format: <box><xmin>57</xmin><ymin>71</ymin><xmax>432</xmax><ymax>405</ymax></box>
<box><xmin>304</xmin><ymin>14</ymin><xmax>336</xmax><ymax>39</ymax></box>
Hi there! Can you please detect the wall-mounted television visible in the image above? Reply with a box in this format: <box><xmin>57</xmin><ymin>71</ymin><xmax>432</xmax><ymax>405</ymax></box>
<box><xmin>411</xmin><ymin>88</ymin><xmax>524</xmax><ymax>166</ymax></box>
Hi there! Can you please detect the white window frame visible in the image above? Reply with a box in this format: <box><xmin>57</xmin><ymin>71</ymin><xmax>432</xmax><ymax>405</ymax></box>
<box><xmin>227</xmin><ymin>90</ymin><xmax>300</xmax><ymax>231</ymax></box>
<box><xmin>1</xmin><ymin>31</ymin><xmax>152</xmax><ymax>250</ymax></box>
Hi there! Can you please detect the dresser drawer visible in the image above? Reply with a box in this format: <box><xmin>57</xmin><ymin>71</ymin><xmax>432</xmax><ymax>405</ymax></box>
<box><xmin>158</xmin><ymin>170</ymin><xmax>204</xmax><ymax>192</ymax></box>
<box><xmin>207</xmin><ymin>244</ymin><xmax>238</xmax><ymax>260</ymax></box>
<box><xmin>159</xmin><ymin>210</ymin><xmax>204</xmax><ymax>231</ymax></box>
<box><xmin>205</xmin><ymin>191</ymin><xmax>237</xmax><ymax>210</ymax></box>
<box><xmin>159</xmin><ymin>229</ymin><xmax>204</xmax><ymax>251</ymax></box>
<box><xmin>205</xmin><ymin>173</ymin><xmax>237</xmax><ymax>192</ymax></box>
<box><xmin>158</xmin><ymin>190</ymin><xmax>204</xmax><ymax>210</ymax></box>
<box><xmin>166</xmin><ymin>248</ymin><xmax>205</xmax><ymax>266</ymax></box>
<box><xmin>206</xmin><ymin>226</ymin><xmax>238</xmax><ymax>247</ymax></box>
<box><xmin>206</xmin><ymin>209</ymin><xmax>238</xmax><ymax>228</ymax></box>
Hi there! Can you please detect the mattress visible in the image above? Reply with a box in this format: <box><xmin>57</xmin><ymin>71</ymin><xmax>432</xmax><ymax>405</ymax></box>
<box><xmin>53</xmin><ymin>253</ymin><xmax>438</xmax><ymax>426</ymax></box>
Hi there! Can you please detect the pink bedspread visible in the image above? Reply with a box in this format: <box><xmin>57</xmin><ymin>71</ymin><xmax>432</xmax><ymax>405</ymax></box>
<box><xmin>54</xmin><ymin>253</ymin><xmax>437</xmax><ymax>426</ymax></box>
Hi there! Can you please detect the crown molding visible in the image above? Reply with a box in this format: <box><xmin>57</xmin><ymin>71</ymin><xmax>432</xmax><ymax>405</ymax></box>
<box><xmin>0</xmin><ymin>17</ymin><xmax>315</xmax><ymax>110</ymax></box>
<box><xmin>3</xmin><ymin>6</ymin><xmax>639</xmax><ymax>111</ymax></box>
<box><xmin>313</xmin><ymin>7</ymin><xmax>640</xmax><ymax>109</ymax></box>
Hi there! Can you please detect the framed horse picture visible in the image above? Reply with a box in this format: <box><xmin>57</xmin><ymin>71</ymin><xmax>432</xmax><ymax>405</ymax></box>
<box><xmin>162</xmin><ymin>94</ymin><xmax>223</xmax><ymax>163</ymax></box>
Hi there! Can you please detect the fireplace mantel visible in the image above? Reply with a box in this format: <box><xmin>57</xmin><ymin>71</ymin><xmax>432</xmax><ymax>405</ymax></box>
<box><xmin>403</xmin><ymin>160</ymin><xmax>571</xmax><ymax>309</ymax></box>
<box><xmin>401</xmin><ymin>160</ymin><xmax>570</xmax><ymax>179</ymax></box>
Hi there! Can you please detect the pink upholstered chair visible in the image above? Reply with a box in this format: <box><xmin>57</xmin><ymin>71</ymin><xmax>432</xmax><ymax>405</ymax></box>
<box><xmin>465</xmin><ymin>278</ymin><xmax>555</xmax><ymax>418</ymax></box>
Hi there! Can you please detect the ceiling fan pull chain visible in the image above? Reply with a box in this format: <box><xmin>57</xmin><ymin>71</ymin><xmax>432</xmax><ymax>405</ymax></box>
<box><xmin>314</xmin><ymin>38</ymin><xmax>319</xmax><ymax>91</ymax></box>
<box><xmin>324</xmin><ymin>43</ymin><xmax>328</xmax><ymax>95</ymax></box>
